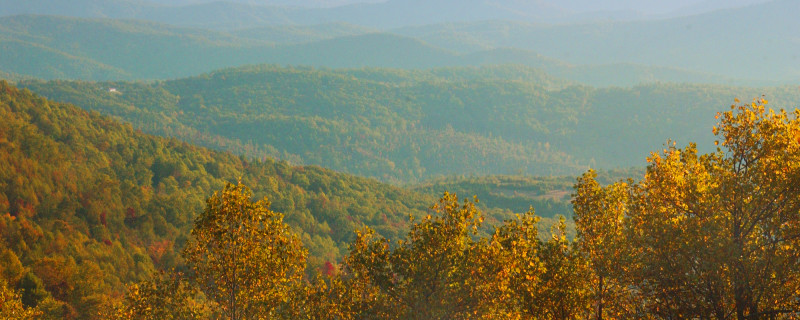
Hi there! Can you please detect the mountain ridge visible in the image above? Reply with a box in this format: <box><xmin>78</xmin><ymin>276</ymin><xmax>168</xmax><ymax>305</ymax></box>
<box><xmin>0</xmin><ymin>0</ymin><xmax>777</xmax><ymax>29</ymax></box>
<box><xmin>0</xmin><ymin>14</ymin><xmax>760</xmax><ymax>86</ymax></box>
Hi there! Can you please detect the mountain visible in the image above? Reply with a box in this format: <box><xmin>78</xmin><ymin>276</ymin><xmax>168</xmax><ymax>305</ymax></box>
<box><xmin>232</xmin><ymin>22</ymin><xmax>376</xmax><ymax>44</ymax></box>
<box><xmin>0</xmin><ymin>15</ymin><xmax>277</xmax><ymax>80</ymax></box>
<box><xmin>0</xmin><ymin>15</ymin><xmax>444</xmax><ymax>79</ymax></box>
<box><xmin>458</xmin><ymin>49</ymin><xmax>739</xmax><ymax>87</ymax></box>
<box><xmin>18</xmin><ymin>65</ymin><xmax>585</xmax><ymax>183</ymax></box>
<box><xmin>394</xmin><ymin>1</ymin><xmax>800</xmax><ymax>83</ymax></box>
<box><xmin>1</xmin><ymin>15</ymin><xmax>737</xmax><ymax>86</ymax></box>
<box><xmin>0</xmin><ymin>0</ymin><xmax>775</xmax><ymax>30</ymax></box>
<box><xmin>0</xmin><ymin>38</ymin><xmax>131</xmax><ymax>80</ymax></box>
<box><xmin>20</xmin><ymin>65</ymin><xmax>800</xmax><ymax>185</ymax></box>
<box><xmin>0</xmin><ymin>15</ymin><xmax>457</xmax><ymax>79</ymax></box>
<box><xmin>140</xmin><ymin>0</ymin><xmax>387</xmax><ymax>8</ymax></box>
<box><xmin>269</xmin><ymin>33</ymin><xmax>458</xmax><ymax>68</ymax></box>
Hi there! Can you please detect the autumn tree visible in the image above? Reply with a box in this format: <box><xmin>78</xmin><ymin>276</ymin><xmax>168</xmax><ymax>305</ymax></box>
<box><xmin>572</xmin><ymin>170</ymin><xmax>643</xmax><ymax>319</ymax></box>
<box><xmin>283</xmin><ymin>269</ymin><xmax>395</xmax><ymax>320</ymax></box>
<box><xmin>533</xmin><ymin>219</ymin><xmax>594</xmax><ymax>320</ymax></box>
<box><xmin>345</xmin><ymin>192</ymin><xmax>496</xmax><ymax>319</ymax></box>
<box><xmin>183</xmin><ymin>181</ymin><xmax>307</xmax><ymax>320</ymax></box>
<box><xmin>0</xmin><ymin>278</ymin><xmax>42</xmax><ymax>319</ymax></box>
<box><xmin>102</xmin><ymin>270</ymin><xmax>210</xmax><ymax>320</ymax></box>
<box><xmin>488</xmin><ymin>209</ymin><xmax>545</xmax><ymax>318</ymax></box>
<box><xmin>626</xmin><ymin>98</ymin><xmax>800</xmax><ymax>319</ymax></box>
<box><xmin>492</xmin><ymin>211</ymin><xmax>594</xmax><ymax>319</ymax></box>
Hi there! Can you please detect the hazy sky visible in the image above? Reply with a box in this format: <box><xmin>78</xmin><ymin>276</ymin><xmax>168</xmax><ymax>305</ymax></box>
<box><xmin>553</xmin><ymin>0</ymin><xmax>773</xmax><ymax>14</ymax></box>
<box><xmin>160</xmin><ymin>0</ymin><xmax>773</xmax><ymax>12</ymax></box>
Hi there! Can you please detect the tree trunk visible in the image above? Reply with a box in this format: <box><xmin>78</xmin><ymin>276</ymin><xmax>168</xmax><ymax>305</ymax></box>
<box><xmin>597</xmin><ymin>274</ymin><xmax>603</xmax><ymax>320</ymax></box>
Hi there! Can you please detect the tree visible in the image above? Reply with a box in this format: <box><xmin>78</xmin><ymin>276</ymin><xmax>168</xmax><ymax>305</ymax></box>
<box><xmin>488</xmin><ymin>209</ymin><xmax>545</xmax><ymax>318</ymax></box>
<box><xmin>17</xmin><ymin>272</ymin><xmax>48</xmax><ymax>309</ymax></box>
<box><xmin>492</xmin><ymin>211</ymin><xmax>593</xmax><ymax>319</ymax></box>
<box><xmin>345</xmin><ymin>192</ymin><xmax>494</xmax><ymax>319</ymax></box>
<box><xmin>572</xmin><ymin>170</ymin><xmax>643</xmax><ymax>319</ymax></box>
<box><xmin>282</xmin><ymin>271</ymin><xmax>392</xmax><ymax>320</ymax></box>
<box><xmin>533</xmin><ymin>219</ymin><xmax>593</xmax><ymax>320</ymax></box>
<box><xmin>626</xmin><ymin>98</ymin><xmax>800</xmax><ymax>319</ymax></box>
<box><xmin>183</xmin><ymin>181</ymin><xmax>307</xmax><ymax>320</ymax></box>
<box><xmin>102</xmin><ymin>270</ymin><xmax>209</xmax><ymax>320</ymax></box>
<box><xmin>0</xmin><ymin>278</ymin><xmax>42</xmax><ymax>319</ymax></box>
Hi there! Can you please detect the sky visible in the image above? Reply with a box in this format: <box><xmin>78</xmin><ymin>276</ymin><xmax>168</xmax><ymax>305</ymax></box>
<box><xmin>157</xmin><ymin>0</ymin><xmax>773</xmax><ymax>13</ymax></box>
<box><xmin>552</xmin><ymin>0</ymin><xmax>771</xmax><ymax>14</ymax></box>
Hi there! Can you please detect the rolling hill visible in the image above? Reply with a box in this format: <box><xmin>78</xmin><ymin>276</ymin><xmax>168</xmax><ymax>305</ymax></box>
<box><xmin>0</xmin><ymin>14</ymin><xmax>753</xmax><ymax>86</ymax></box>
<box><xmin>0</xmin><ymin>15</ymin><xmax>273</xmax><ymax>80</ymax></box>
<box><xmin>20</xmin><ymin>65</ymin><xmax>800</xmax><ymax>184</ymax></box>
<box><xmin>232</xmin><ymin>22</ymin><xmax>376</xmax><ymax>44</ymax></box>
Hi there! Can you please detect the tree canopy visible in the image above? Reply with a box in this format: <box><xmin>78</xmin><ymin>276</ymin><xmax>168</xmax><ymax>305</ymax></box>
<box><xmin>184</xmin><ymin>181</ymin><xmax>306</xmax><ymax>320</ymax></box>
<box><xmin>572</xmin><ymin>98</ymin><xmax>800</xmax><ymax>319</ymax></box>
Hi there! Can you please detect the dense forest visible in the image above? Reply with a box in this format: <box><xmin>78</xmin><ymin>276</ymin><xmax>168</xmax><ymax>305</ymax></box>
<box><xmin>104</xmin><ymin>95</ymin><xmax>800</xmax><ymax>320</ymax></box>
<box><xmin>0</xmin><ymin>81</ymin><xmax>434</xmax><ymax>318</ymax></box>
<box><xmin>0</xmin><ymin>80</ymin><xmax>593</xmax><ymax>318</ymax></box>
<box><xmin>19</xmin><ymin>65</ymin><xmax>800</xmax><ymax>183</ymax></box>
<box><xmin>5</xmin><ymin>88</ymin><xmax>797</xmax><ymax>319</ymax></box>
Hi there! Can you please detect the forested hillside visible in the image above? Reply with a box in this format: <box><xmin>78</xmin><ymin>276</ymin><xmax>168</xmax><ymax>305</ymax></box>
<box><xmin>1</xmin><ymin>78</ymin><xmax>587</xmax><ymax>318</ymax></box>
<box><xmin>3</xmin><ymin>0</ymin><xmax>799</xmax><ymax>318</ymax></box>
<box><xmin>15</xmin><ymin>96</ymin><xmax>792</xmax><ymax>319</ymax></box>
<box><xmin>0</xmin><ymin>81</ymin><xmax>451</xmax><ymax>317</ymax></box>
<box><xmin>20</xmin><ymin>65</ymin><xmax>800</xmax><ymax>183</ymax></box>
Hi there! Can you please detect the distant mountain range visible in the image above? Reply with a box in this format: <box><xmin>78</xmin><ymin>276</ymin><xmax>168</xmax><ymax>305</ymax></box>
<box><xmin>396</xmin><ymin>0</ymin><xmax>800</xmax><ymax>82</ymax></box>
<box><xmin>0</xmin><ymin>0</ymin><xmax>776</xmax><ymax>29</ymax></box>
<box><xmin>1</xmin><ymin>0</ymin><xmax>798</xmax><ymax>85</ymax></box>
<box><xmin>0</xmin><ymin>14</ymin><xmax>776</xmax><ymax>86</ymax></box>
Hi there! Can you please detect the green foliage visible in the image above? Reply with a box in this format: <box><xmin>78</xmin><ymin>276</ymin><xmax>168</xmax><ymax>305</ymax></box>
<box><xmin>25</xmin><ymin>65</ymin><xmax>795</xmax><ymax>184</ymax></box>
<box><xmin>18</xmin><ymin>272</ymin><xmax>48</xmax><ymax>309</ymax></box>
<box><xmin>414</xmin><ymin>174</ymin><xmax>580</xmax><ymax>233</ymax></box>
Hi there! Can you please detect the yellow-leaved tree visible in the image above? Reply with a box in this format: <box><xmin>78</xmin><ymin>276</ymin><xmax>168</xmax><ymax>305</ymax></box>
<box><xmin>573</xmin><ymin>170</ymin><xmax>645</xmax><ymax>319</ymax></box>
<box><xmin>345</xmin><ymin>192</ymin><xmax>496</xmax><ymax>319</ymax></box>
<box><xmin>1</xmin><ymin>278</ymin><xmax>42</xmax><ymax>320</ymax></box>
<box><xmin>183</xmin><ymin>181</ymin><xmax>307</xmax><ymax>320</ymax></box>
<box><xmin>101</xmin><ymin>271</ymin><xmax>210</xmax><ymax>320</ymax></box>
<box><xmin>624</xmin><ymin>98</ymin><xmax>800</xmax><ymax>319</ymax></box>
